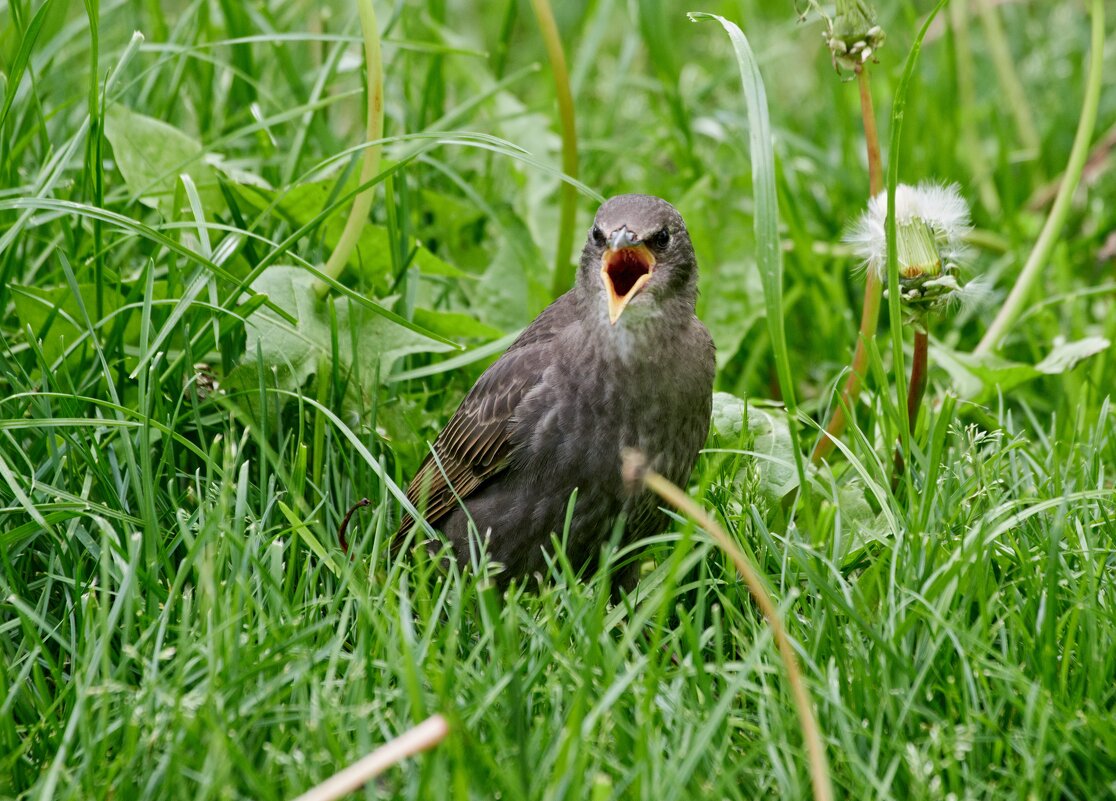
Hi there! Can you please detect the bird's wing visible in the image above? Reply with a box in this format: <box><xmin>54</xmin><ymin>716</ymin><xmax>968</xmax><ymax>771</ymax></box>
<box><xmin>396</xmin><ymin>296</ymin><xmax>574</xmax><ymax>542</ymax></box>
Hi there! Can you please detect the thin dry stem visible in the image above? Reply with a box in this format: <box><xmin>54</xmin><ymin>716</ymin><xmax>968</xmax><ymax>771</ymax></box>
<box><xmin>624</xmin><ymin>451</ymin><xmax>833</xmax><ymax>801</ymax></box>
<box><xmin>859</xmin><ymin>67</ymin><xmax>884</xmax><ymax>197</ymax></box>
<box><xmin>290</xmin><ymin>714</ymin><xmax>450</xmax><ymax>801</ymax></box>
<box><xmin>812</xmin><ymin>66</ymin><xmax>884</xmax><ymax>465</ymax></box>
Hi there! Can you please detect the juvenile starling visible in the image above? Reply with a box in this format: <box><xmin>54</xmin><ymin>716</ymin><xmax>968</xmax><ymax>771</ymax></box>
<box><xmin>398</xmin><ymin>194</ymin><xmax>715</xmax><ymax>586</ymax></box>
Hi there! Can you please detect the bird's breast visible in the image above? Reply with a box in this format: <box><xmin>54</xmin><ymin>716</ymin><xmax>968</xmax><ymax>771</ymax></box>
<box><xmin>517</xmin><ymin>321</ymin><xmax>711</xmax><ymax>491</ymax></box>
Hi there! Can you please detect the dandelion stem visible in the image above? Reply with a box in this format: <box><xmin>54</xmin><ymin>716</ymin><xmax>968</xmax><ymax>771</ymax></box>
<box><xmin>892</xmin><ymin>327</ymin><xmax>928</xmax><ymax>486</ymax></box>
<box><xmin>859</xmin><ymin>67</ymin><xmax>884</xmax><ymax>197</ymax></box>
<box><xmin>811</xmin><ymin>65</ymin><xmax>883</xmax><ymax>464</ymax></box>
<box><xmin>907</xmin><ymin>329</ymin><xmax>929</xmax><ymax>432</ymax></box>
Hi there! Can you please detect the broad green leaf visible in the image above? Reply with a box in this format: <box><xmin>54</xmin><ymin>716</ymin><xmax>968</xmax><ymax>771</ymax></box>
<box><xmin>235</xmin><ymin>178</ymin><xmax>470</xmax><ymax>280</ymax></box>
<box><xmin>835</xmin><ymin>480</ymin><xmax>889</xmax><ymax>564</ymax></box>
<box><xmin>418</xmin><ymin>189</ymin><xmax>488</xmax><ymax>271</ymax></box>
<box><xmin>932</xmin><ymin>346</ymin><xmax>1039</xmax><ymax>402</ymax></box>
<box><xmin>234</xmin><ymin>174</ymin><xmax>352</xmax><ymax>229</ymax></box>
<box><xmin>412</xmin><ymin>308</ymin><xmax>504</xmax><ymax>340</ymax></box>
<box><xmin>470</xmin><ymin>207</ymin><xmax>550</xmax><ymax>330</ymax></box>
<box><xmin>713</xmin><ymin>392</ymin><xmax>883</xmax><ymax>556</ymax></box>
<box><xmin>681</xmin><ymin>178</ymin><xmax>765</xmax><ymax>369</ymax></box>
<box><xmin>1035</xmin><ymin>336</ymin><xmax>1110</xmax><ymax>374</ymax></box>
<box><xmin>10</xmin><ymin>282</ymin><xmax>165</xmax><ymax>364</ymax></box>
<box><xmin>411</xmin><ymin>244</ymin><xmax>473</xmax><ymax>280</ymax></box>
<box><xmin>698</xmin><ymin>258</ymin><xmax>764</xmax><ymax>369</ymax></box>
<box><xmin>335</xmin><ymin>296</ymin><xmax>457</xmax><ymax>392</ymax></box>
<box><xmin>244</xmin><ymin>267</ymin><xmax>327</xmax><ymax>389</ymax></box>
<box><xmin>711</xmin><ymin>392</ymin><xmax>801</xmax><ymax>500</ymax></box>
<box><xmin>710</xmin><ymin>390</ymin><xmax>748</xmax><ymax>439</ymax></box>
<box><xmin>104</xmin><ymin>105</ymin><xmax>226</xmax><ymax>217</ymax></box>
<box><xmin>935</xmin><ymin>336</ymin><xmax>1109</xmax><ymax>403</ymax></box>
<box><xmin>244</xmin><ymin>265</ymin><xmax>453</xmax><ymax>397</ymax></box>
<box><xmin>748</xmin><ymin>403</ymin><xmax>800</xmax><ymax>499</ymax></box>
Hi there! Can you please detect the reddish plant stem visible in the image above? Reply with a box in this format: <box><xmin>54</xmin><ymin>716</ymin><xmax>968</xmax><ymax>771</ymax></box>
<box><xmin>906</xmin><ymin>329</ymin><xmax>928</xmax><ymax>432</ymax></box>
<box><xmin>812</xmin><ymin>66</ymin><xmax>884</xmax><ymax>464</ymax></box>
<box><xmin>891</xmin><ymin>329</ymin><xmax>928</xmax><ymax>487</ymax></box>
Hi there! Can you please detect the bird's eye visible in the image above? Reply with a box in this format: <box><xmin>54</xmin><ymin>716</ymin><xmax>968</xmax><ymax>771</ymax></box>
<box><xmin>591</xmin><ymin>226</ymin><xmax>606</xmax><ymax>247</ymax></box>
<box><xmin>648</xmin><ymin>227</ymin><xmax>671</xmax><ymax>249</ymax></box>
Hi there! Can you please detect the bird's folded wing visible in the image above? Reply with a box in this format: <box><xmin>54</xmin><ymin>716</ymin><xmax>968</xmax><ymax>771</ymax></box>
<box><xmin>395</xmin><ymin>294</ymin><xmax>576</xmax><ymax>544</ymax></box>
<box><xmin>396</xmin><ymin>345</ymin><xmax>543</xmax><ymax>541</ymax></box>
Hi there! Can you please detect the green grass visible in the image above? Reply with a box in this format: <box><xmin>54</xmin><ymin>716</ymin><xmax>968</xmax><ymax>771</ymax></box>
<box><xmin>2</xmin><ymin>1</ymin><xmax>1115</xmax><ymax>799</ymax></box>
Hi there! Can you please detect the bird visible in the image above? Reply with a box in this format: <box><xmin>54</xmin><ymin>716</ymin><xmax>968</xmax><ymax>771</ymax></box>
<box><xmin>396</xmin><ymin>194</ymin><xmax>715</xmax><ymax>588</ymax></box>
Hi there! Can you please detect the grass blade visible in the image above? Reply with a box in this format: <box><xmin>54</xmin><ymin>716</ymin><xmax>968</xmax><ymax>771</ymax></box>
<box><xmin>689</xmin><ymin>12</ymin><xmax>808</xmax><ymax>500</ymax></box>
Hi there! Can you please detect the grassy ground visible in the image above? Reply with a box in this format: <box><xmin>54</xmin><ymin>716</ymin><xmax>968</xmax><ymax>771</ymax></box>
<box><xmin>2</xmin><ymin>1</ymin><xmax>1115</xmax><ymax>799</ymax></box>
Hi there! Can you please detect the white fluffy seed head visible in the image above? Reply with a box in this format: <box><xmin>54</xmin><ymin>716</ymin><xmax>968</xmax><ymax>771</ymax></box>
<box><xmin>846</xmin><ymin>182</ymin><xmax>973</xmax><ymax>282</ymax></box>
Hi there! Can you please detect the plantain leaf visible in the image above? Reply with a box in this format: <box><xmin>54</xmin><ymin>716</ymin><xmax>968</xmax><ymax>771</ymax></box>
<box><xmin>933</xmin><ymin>336</ymin><xmax>1110</xmax><ymax>403</ymax></box>
<box><xmin>470</xmin><ymin>207</ymin><xmax>550</xmax><ymax>330</ymax></box>
<box><xmin>10</xmin><ymin>282</ymin><xmax>165</xmax><ymax>364</ymax></box>
<box><xmin>1035</xmin><ymin>336</ymin><xmax>1110</xmax><ymax>374</ymax></box>
<box><xmin>711</xmin><ymin>392</ymin><xmax>801</xmax><ymax>501</ymax></box>
<box><xmin>104</xmin><ymin>105</ymin><xmax>226</xmax><ymax>217</ymax></box>
<box><xmin>242</xmin><ymin>266</ymin><xmax>453</xmax><ymax>397</ymax></box>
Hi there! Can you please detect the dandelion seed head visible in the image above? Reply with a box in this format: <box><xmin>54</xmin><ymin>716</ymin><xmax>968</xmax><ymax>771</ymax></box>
<box><xmin>846</xmin><ymin>182</ymin><xmax>973</xmax><ymax>283</ymax></box>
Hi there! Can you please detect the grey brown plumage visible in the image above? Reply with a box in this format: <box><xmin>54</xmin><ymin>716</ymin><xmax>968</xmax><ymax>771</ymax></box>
<box><xmin>397</xmin><ymin>194</ymin><xmax>715</xmax><ymax>586</ymax></box>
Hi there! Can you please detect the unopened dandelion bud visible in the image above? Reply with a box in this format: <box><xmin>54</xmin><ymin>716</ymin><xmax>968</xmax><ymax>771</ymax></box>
<box><xmin>896</xmin><ymin>218</ymin><xmax>943</xmax><ymax>281</ymax></box>
<box><xmin>823</xmin><ymin>0</ymin><xmax>886</xmax><ymax>73</ymax></box>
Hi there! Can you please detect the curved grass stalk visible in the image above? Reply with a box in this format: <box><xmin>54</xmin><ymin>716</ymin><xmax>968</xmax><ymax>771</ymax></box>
<box><xmin>976</xmin><ymin>0</ymin><xmax>1104</xmax><ymax>353</ymax></box>
<box><xmin>314</xmin><ymin>0</ymin><xmax>383</xmax><ymax>297</ymax></box>
<box><xmin>624</xmin><ymin>453</ymin><xmax>832</xmax><ymax>801</ymax></box>
<box><xmin>690</xmin><ymin>12</ymin><xmax>808</xmax><ymax>504</ymax></box>
<box><xmin>530</xmin><ymin>0</ymin><xmax>580</xmax><ymax>296</ymax></box>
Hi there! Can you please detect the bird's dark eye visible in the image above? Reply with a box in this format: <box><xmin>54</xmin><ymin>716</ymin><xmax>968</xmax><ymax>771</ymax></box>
<box><xmin>648</xmin><ymin>227</ymin><xmax>671</xmax><ymax>249</ymax></box>
<box><xmin>591</xmin><ymin>226</ymin><xmax>606</xmax><ymax>247</ymax></box>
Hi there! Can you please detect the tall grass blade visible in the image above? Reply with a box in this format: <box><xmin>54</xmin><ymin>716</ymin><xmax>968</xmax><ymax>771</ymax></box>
<box><xmin>689</xmin><ymin>12</ymin><xmax>808</xmax><ymax>500</ymax></box>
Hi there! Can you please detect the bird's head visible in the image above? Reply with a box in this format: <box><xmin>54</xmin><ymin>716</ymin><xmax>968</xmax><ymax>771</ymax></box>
<box><xmin>578</xmin><ymin>194</ymin><xmax>697</xmax><ymax>325</ymax></box>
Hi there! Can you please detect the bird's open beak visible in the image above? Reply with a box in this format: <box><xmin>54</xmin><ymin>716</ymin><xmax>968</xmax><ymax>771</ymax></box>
<box><xmin>601</xmin><ymin>228</ymin><xmax>655</xmax><ymax>325</ymax></box>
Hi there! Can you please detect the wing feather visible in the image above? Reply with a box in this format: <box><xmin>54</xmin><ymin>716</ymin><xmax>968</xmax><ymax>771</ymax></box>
<box><xmin>395</xmin><ymin>294</ymin><xmax>576</xmax><ymax>544</ymax></box>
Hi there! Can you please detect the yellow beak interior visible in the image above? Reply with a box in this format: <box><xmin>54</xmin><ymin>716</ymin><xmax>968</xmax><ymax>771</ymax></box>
<box><xmin>601</xmin><ymin>244</ymin><xmax>655</xmax><ymax>324</ymax></box>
